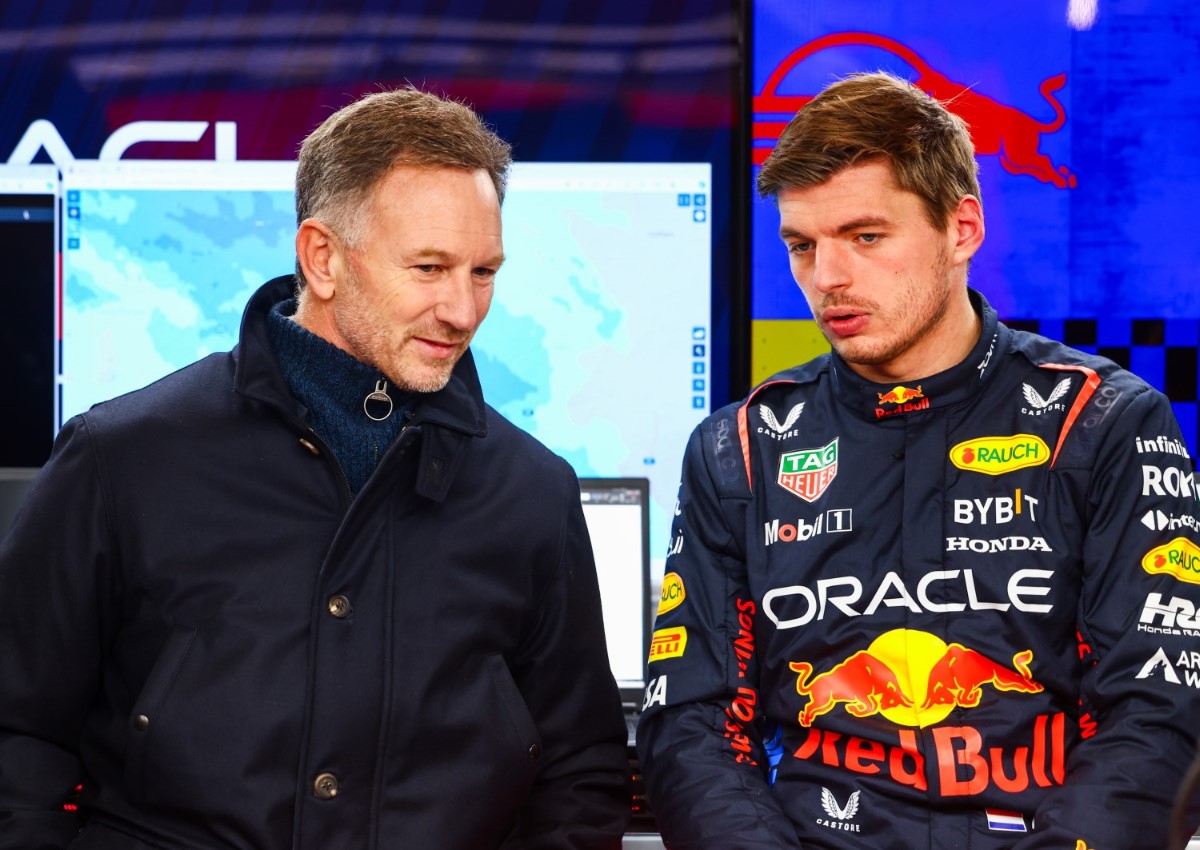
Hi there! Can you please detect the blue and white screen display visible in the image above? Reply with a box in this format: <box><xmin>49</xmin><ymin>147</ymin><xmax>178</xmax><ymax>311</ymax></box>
<box><xmin>59</xmin><ymin>160</ymin><xmax>711</xmax><ymax>575</ymax></box>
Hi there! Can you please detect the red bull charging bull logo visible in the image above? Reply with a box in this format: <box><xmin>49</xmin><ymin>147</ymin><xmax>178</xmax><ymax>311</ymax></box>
<box><xmin>877</xmin><ymin>385</ymin><xmax>924</xmax><ymax>406</ymax></box>
<box><xmin>788</xmin><ymin>629</ymin><xmax>1063</xmax><ymax>797</ymax></box>
<box><xmin>789</xmin><ymin>628</ymin><xmax>1043</xmax><ymax>728</ymax></box>
<box><xmin>875</xmin><ymin>385</ymin><xmax>930</xmax><ymax>419</ymax></box>
<box><xmin>753</xmin><ymin>32</ymin><xmax>1076</xmax><ymax>189</ymax></box>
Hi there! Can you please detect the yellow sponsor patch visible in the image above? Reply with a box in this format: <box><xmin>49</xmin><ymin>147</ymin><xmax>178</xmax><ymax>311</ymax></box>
<box><xmin>950</xmin><ymin>434</ymin><xmax>1050</xmax><ymax>475</ymax></box>
<box><xmin>658</xmin><ymin>572</ymin><xmax>686</xmax><ymax>615</ymax></box>
<box><xmin>1142</xmin><ymin>537</ymin><xmax>1200</xmax><ymax>584</ymax></box>
<box><xmin>648</xmin><ymin>627</ymin><xmax>688</xmax><ymax>663</ymax></box>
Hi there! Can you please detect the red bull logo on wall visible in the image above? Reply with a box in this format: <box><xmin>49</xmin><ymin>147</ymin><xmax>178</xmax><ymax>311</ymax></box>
<box><xmin>753</xmin><ymin>31</ymin><xmax>1076</xmax><ymax>189</ymax></box>
<box><xmin>777</xmin><ymin>438</ymin><xmax>839</xmax><ymax>502</ymax></box>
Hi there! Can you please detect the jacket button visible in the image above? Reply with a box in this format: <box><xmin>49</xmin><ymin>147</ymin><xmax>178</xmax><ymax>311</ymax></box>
<box><xmin>527</xmin><ymin>743</ymin><xmax>541</xmax><ymax>761</ymax></box>
<box><xmin>327</xmin><ymin>595</ymin><xmax>352</xmax><ymax>619</ymax></box>
<box><xmin>312</xmin><ymin>772</ymin><xmax>339</xmax><ymax>799</ymax></box>
<box><xmin>298</xmin><ymin>438</ymin><xmax>321</xmax><ymax>456</ymax></box>
<box><xmin>133</xmin><ymin>714</ymin><xmax>150</xmax><ymax>731</ymax></box>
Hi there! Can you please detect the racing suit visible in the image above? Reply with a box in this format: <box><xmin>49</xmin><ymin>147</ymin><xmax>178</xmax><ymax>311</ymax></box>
<box><xmin>637</xmin><ymin>290</ymin><xmax>1200</xmax><ymax>849</ymax></box>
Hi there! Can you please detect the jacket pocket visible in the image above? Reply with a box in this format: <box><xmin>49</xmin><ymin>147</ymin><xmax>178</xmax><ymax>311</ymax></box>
<box><xmin>484</xmin><ymin>653</ymin><xmax>543</xmax><ymax>766</ymax></box>
<box><xmin>123</xmin><ymin>623</ymin><xmax>197</xmax><ymax>802</ymax></box>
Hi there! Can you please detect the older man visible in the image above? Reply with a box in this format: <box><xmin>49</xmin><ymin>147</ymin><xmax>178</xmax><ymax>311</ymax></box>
<box><xmin>0</xmin><ymin>88</ymin><xmax>630</xmax><ymax>850</ymax></box>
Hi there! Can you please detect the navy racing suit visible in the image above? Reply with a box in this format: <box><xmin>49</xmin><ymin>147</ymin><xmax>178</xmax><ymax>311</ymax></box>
<box><xmin>637</xmin><ymin>291</ymin><xmax>1200</xmax><ymax>849</ymax></box>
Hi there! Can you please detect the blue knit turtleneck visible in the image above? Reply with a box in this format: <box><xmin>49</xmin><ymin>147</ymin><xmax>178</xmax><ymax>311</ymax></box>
<box><xmin>266</xmin><ymin>300</ymin><xmax>411</xmax><ymax>497</ymax></box>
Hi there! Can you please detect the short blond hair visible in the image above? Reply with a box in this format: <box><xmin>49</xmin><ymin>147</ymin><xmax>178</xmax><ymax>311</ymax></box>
<box><xmin>294</xmin><ymin>87</ymin><xmax>512</xmax><ymax>283</ymax></box>
<box><xmin>756</xmin><ymin>71</ymin><xmax>980</xmax><ymax>230</ymax></box>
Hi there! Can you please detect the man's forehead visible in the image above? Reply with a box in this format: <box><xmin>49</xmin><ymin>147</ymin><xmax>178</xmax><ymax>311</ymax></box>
<box><xmin>777</xmin><ymin>164</ymin><xmax>917</xmax><ymax>223</ymax></box>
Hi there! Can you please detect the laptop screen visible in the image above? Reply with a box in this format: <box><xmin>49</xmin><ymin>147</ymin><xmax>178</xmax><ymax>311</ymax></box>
<box><xmin>578</xmin><ymin>477</ymin><xmax>651</xmax><ymax>697</ymax></box>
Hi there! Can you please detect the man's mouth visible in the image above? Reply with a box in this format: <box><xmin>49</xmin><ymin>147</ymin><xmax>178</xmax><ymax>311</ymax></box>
<box><xmin>821</xmin><ymin>308</ymin><xmax>869</xmax><ymax>338</ymax></box>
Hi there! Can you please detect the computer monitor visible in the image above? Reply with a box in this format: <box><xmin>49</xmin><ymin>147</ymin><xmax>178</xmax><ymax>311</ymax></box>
<box><xmin>0</xmin><ymin>164</ymin><xmax>58</xmax><ymax>468</ymax></box>
<box><xmin>57</xmin><ymin>159</ymin><xmax>708</xmax><ymax>572</ymax></box>
<box><xmin>579</xmin><ymin>478</ymin><xmax>651</xmax><ymax>698</ymax></box>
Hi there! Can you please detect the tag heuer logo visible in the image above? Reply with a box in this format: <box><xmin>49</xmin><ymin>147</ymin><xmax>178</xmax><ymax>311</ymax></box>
<box><xmin>777</xmin><ymin>438</ymin><xmax>838</xmax><ymax>502</ymax></box>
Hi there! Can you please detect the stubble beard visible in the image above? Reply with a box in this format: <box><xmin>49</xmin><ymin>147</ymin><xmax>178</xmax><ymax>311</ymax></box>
<box><xmin>822</xmin><ymin>248</ymin><xmax>954</xmax><ymax>371</ymax></box>
<box><xmin>334</xmin><ymin>268</ymin><xmax>467</xmax><ymax>394</ymax></box>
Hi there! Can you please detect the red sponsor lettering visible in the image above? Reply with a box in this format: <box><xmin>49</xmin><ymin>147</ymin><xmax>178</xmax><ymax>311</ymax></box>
<box><xmin>874</xmin><ymin>397</ymin><xmax>931</xmax><ymax>419</ymax></box>
<box><xmin>890</xmin><ymin>731</ymin><xmax>927</xmax><ymax>791</ymax></box>
<box><xmin>734</xmin><ymin>598</ymin><xmax>756</xmax><ymax>679</ymax></box>
<box><xmin>792</xmin><ymin>713</ymin><xmax>1066</xmax><ymax>796</ymax></box>
<box><xmin>724</xmin><ymin>684</ymin><xmax>760</xmax><ymax>765</ymax></box>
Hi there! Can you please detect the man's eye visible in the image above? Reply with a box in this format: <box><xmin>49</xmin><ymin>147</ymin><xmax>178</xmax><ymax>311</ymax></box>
<box><xmin>416</xmin><ymin>264</ymin><xmax>440</xmax><ymax>274</ymax></box>
<box><xmin>788</xmin><ymin>242</ymin><xmax>811</xmax><ymax>255</ymax></box>
<box><xmin>858</xmin><ymin>233</ymin><xmax>880</xmax><ymax>244</ymax></box>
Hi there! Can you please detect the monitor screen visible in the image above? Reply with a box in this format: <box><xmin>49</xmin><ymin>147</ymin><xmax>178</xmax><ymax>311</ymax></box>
<box><xmin>0</xmin><ymin>165</ymin><xmax>58</xmax><ymax>468</ymax></box>
<box><xmin>579</xmin><ymin>478</ymin><xmax>651</xmax><ymax>694</ymax></box>
<box><xmin>57</xmin><ymin>159</ymin><xmax>710</xmax><ymax>569</ymax></box>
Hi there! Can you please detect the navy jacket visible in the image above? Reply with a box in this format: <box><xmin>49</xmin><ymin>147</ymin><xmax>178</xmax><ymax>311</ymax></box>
<box><xmin>638</xmin><ymin>291</ymin><xmax>1200</xmax><ymax>848</ymax></box>
<box><xmin>0</xmin><ymin>276</ymin><xmax>631</xmax><ymax>849</ymax></box>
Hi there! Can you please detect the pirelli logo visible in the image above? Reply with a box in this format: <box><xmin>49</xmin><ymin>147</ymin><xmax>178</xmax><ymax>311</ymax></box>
<box><xmin>648</xmin><ymin>627</ymin><xmax>688</xmax><ymax>663</ymax></box>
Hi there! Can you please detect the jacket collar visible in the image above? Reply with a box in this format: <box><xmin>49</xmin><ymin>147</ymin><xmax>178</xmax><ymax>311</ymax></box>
<box><xmin>829</xmin><ymin>288</ymin><xmax>1008</xmax><ymax>422</ymax></box>
<box><xmin>233</xmin><ymin>275</ymin><xmax>488</xmax><ymax>439</ymax></box>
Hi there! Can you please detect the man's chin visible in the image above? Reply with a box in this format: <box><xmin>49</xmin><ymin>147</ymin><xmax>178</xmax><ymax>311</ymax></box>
<box><xmin>829</xmin><ymin>338</ymin><xmax>893</xmax><ymax>370</ymax></box>
<box><xmin>388</xmin><ymin>361</ymin><xmax>458</xmax><ymax>394</ymax></box>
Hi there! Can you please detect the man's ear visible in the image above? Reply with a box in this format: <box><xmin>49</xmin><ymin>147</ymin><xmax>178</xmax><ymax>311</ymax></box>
<box><xmin>949</xmin><ymin>195</ymin><xmax>985</xmax><ymax>266</ymax></box>
<box><xmin>295</xmin><ymin>218</ymin><xmax>342</xmax><ymax>302</ymax></box>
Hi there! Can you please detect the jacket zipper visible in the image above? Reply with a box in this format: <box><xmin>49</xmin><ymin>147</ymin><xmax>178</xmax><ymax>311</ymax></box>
<box><xmin>303</xmin><ymin>421</ymin><xmax>414</xmax><ymax>508</ymax></box>
<box><xmin>302</xmin><ymin>428</ymin><xmax>354</xmax><ymax>508</ymax></box>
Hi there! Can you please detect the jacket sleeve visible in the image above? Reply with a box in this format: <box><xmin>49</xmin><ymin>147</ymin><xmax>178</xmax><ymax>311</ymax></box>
<box><xmin>508</xmin><ymin>465</ymin><xmax>632</xmax><ymax>849</ymax></box>
<box><xmin>1016</xmin><ymin>386</ymin><xmax>1200</xmax><ymax>849</ymax></box>
<box><xmin>636</xmin><ymin>416</ymin><xmax>802</xmax><ymax>850</ymax></box>
<box><xmin>0</xmin><ymin>417</ymin><xmax>116</xmax><ymax>849</ymax></box>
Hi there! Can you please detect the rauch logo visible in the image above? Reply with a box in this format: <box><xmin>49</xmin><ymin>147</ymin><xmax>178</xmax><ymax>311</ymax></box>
<box><xmin>951</xmin><ymin>435</ymin><xmax>1049</xmax><ymax>475</ymax></box>
<box><xmin>658</xmin><ymin>572</ymin><xmax>686</xmax><ymax>615</ymax></box>
<box><xmin>1142</xmin><ymin>538</ymin><xmax>1200</xmax><ymax>585</ymax></box>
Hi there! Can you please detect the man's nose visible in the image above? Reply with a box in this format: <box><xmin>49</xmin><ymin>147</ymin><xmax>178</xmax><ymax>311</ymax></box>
<box><xmin>433</xmin><ymin>271</ymin><xmax>479</xmax><ymax>331</ymax></box>
<box><xmin>810</xmin><ymin>243</ymin><xmax>852</xmax><ymax>293</ymax></box>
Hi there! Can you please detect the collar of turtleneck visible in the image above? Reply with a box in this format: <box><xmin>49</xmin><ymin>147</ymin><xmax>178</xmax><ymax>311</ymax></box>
<box><xmin>266</xmin><ymin>299</ymin><xmax>412</xmax><ymax>497</ymax></box>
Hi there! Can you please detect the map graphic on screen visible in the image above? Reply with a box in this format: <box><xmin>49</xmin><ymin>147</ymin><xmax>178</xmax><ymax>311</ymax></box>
<box><xmin>59</xmin><ymin>159</ymin><xmax>712</xmax><ymax>573</ymax></box>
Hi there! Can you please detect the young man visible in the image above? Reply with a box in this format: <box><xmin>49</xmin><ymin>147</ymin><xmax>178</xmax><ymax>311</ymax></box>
<box><xmin>637</xmin><ymin>72</ymin><xmax>1200</xmax><ymax>848</ymax></box>
<box><xmin>0</xmin><ymin>88</ymin><xmax>631</xmax><ymax>849</ymax></box>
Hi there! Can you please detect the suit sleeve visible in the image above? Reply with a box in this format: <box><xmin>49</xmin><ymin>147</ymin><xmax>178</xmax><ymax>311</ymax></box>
<box><xmin>509</xmin><ymin>465</ymin><xmax>632</xmax><ymax>849</ymax></box>
<box><xmin>0</xmin><ymin>417</ymin><xmax>118</xmax><ymax>849</ymax></box>
<box><xmin>1016</xmin><ymin>387</ymin><xmax>1200</xmax><ymax>849</ymax></box>
<box><xmin>636</xmin><ymin>417</ymin><xmax>801</xmax><ymax>849</ymax></box>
